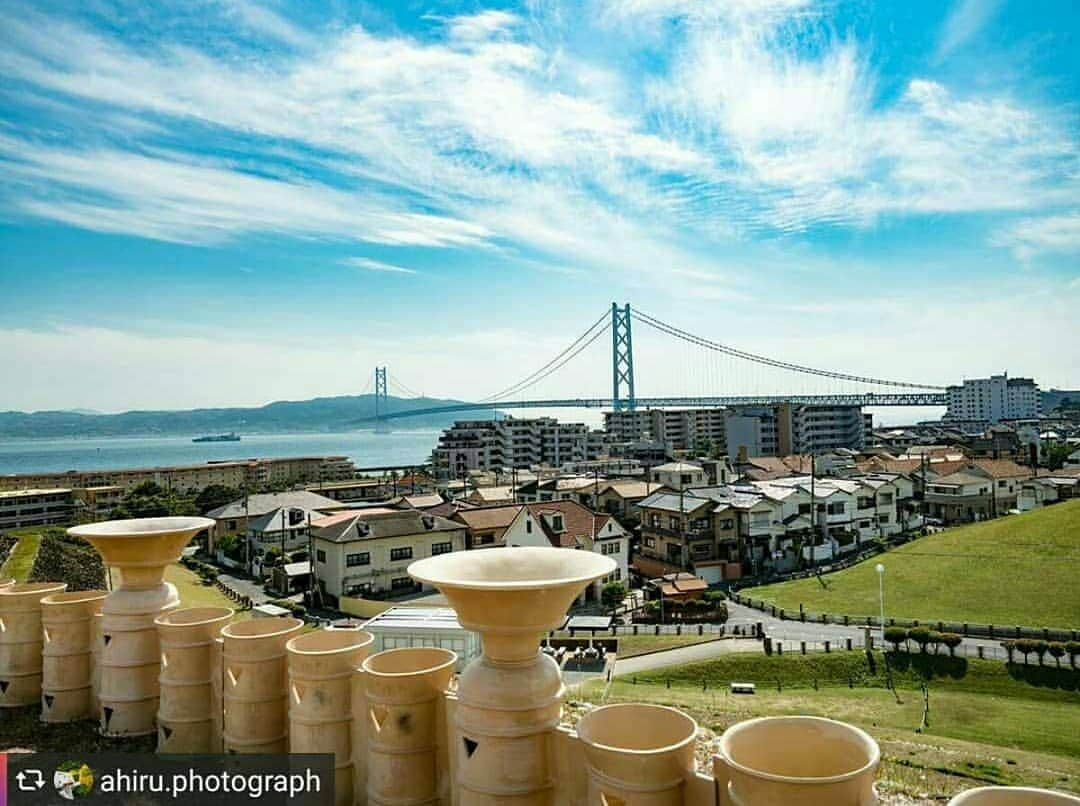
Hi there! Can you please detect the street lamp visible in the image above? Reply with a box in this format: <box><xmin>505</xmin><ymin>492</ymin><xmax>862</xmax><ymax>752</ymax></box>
<box><xmin>875</xmin><ymin>563</ymin><xmax>886</xmax><ymax>645</ymax></box>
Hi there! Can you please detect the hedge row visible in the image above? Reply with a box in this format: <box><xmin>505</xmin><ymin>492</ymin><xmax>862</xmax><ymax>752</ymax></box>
<box><xmin>180</xmin><ymin>555</ymin><xmax>219</xmax><ymax>583</ymax></box>
<box><xmin>883</xmin><ymin>626</ymin><xmax>964</xmax><ymax>656</ymax></box>
<box><xmin>28</xmin><ymin>534</ymin><xmax>106</xmax><ymax>592</ymax></box>
<box><xmin>0</xmin><ymin>535</ymin><xmax>16</xmax><ymax>570</ymax></box>
<box><xmin>1001</xmin><ymin>638</ymin><xmax>1080</xmax><ymax>667</ymax></box>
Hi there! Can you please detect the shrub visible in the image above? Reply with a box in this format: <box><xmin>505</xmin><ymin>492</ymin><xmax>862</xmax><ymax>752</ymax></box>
<box><xmin>703</xmin><ymin>590</ymin><xmax>726</xmax><ymax>604</ymax></box>
<box><xmin>601</xmin><ymin>582</ymin><xmax>627</xmax><ymax>613</ymax></box>
<box><xmin>884</xmin><ymin>626</ymin><xmax>908</xmax><ymax>652</ymax></box>
<box><xmin>1001</xmin><ymin>640</ymin><xmax>1016</xmax><ymax>663</ymax></box>
<box><xmin>908</xmin><ymin>626</ymin><xmax>931</xmax><ymax>653</ymax></box>
<box><xmin>713</xmin><ymin>602</ymin><xmax>729</xmax><ymax>623</ymax></box>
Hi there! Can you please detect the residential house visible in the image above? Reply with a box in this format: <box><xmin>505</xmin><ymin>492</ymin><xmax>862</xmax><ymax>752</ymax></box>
<box><xmin>311</xmin><ymin>510</ymin><xmax>467</xmax><ymax>601</ymax></box>
<box><xmin>650</xmin><ymin>462</ymin><xmax>707</xmax><ymax>489</ymax></box>
<box><xmin>465</xmin><ymin>486</ymin><xmax>516</xmax><ymax>506</ymax></box>
<box><xmin>588</xmin><ymin>479</ymin><xmax>657</xmax><ymax>523</ymax></box>
<box><xmin>454</xmin><ymin>501</ymin><xmax>629</xmax><ymax>601</ymax></box>
<box><xmin>925</xmin><ymin>472</ymin><xmax>994</xmax><ymax>524</ymax></box>
<box><xmin>971</xmin><ymin>459</ymin><xmax>1032</xmax><ymax>515</ymax></box>
<box><xmin>207</xmin><ymin>490</ymin><xmax>342</xmax><ymax>551</ymax></box>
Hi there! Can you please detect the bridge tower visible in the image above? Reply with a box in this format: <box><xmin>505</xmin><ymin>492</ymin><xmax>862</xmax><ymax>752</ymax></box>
<box><xmin>611</xmin><ymin>302</ymin><xmax>636</xmax><ymax>411</ymax></box>
<box><xmin>374</xmin><ymin>366</ymin><xmax>388</xmax><ymax>420</ymax></box>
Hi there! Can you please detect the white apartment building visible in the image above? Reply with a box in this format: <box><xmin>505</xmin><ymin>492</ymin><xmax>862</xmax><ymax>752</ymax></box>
<box><xmin>604</xmin><ymin>403</ymin><xmax>865</xmax><ymax>458</ymax></box>
<box><xmin>432</xmin><ymin>417</ymin><xmax>609</xmax><ymax>478</ymax></box>
<box><xmin>0</xmin><ymin>488</ymin><xmax>74</xmax><ymax>530</ymax></box>
<box><xmin>945</xmin><ymin>374</ymin><xmax>1040</xmax><ymax>423</ymax></box>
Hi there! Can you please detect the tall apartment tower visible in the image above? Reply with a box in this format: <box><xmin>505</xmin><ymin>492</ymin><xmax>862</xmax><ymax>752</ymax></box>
<box><xmin>945</xmin><ymin>374</ymin><xmax>1040</xmax><ymax>423</ymax></box>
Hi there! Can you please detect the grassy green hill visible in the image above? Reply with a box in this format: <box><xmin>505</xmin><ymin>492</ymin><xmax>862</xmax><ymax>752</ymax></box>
<box><xmin>744</xmin><ymin>500</ymin><xmax>1080</xmax><ymax>628</ymax></box>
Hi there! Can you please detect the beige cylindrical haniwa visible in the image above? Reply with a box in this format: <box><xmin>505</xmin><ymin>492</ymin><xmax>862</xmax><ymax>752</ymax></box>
<box><xmin>715</xmin><ymin>716</ymin><xmax>880</xmax><ymax>805</ymax></box>
<box><xmin>408</xmin><ymin>546</ymin><xmax>615</xmax><ymax>806</ymax></box>
<box><xmin>948</xmin><ymin>787</ymin><xmax>1080</xmax><ymax>805</ymax></box>
<box><xmin>155</xmin><ymin>606</ymin><xmax>234</xmax><ymax>753</ymax></box>
<box><xmin>363</xmin><ymin>647</ymin><xmax>457</xmax><ymax>806</ymax></box>
<box><xmin>40</xmin><ymin>589</ymin><xmax>108</xmax><ymax>722</ymax></box>
<box><xmin>0</xmin><ymin>582</ymin><xmax>68</xmax><ymax>708</ymax></box>
<box><xmin>576</xmin><ymin>704</ymin><xmax>698</xmax><ymax>805</ymax></box>
<box><xmin>287</xmin><ymin>628</ymin><xmax>374</xmax><ymax>806</ymax></box>
<box><xmin>221</xmin><ymin>616</ymin><xmax>304</xmax><ymax>753</ymax></box>
<box><xmin>70</xmin><ymin>517</ymin><xmax>213</xmax><ymax>736</ymax></box>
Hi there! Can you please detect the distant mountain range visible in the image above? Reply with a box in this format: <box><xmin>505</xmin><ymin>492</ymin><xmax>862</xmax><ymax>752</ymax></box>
<box><xmin>1042</xmin><ymin>389</ymin><xmax>1080</xmax><ymax>412</ymax></box>
<box><xmin>0</xmin><ymin>395</ymin><xmax>475</xmax><ymax>438</ymax></box>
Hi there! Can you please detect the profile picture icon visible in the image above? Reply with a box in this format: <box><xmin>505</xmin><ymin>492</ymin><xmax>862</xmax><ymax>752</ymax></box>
<box><xmin>54</xmin><ymin>761</ymin><xmax>94</xmax><ymax>800</ymax></box>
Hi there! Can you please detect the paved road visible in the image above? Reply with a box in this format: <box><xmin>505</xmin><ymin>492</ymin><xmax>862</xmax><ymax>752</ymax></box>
<box><xmin>725</xmin><ymin>601</ymin><xmax>1009</xmax><ymax>659</ymax></box>
<box><xmin>217</xmin><ymin>573</ymin><xmax>271</xmax><ymax>605</ymax></box>
<box><xmin>613</xmin><ymin>638</ymin><xmax>761</xmax><ymax>675</ymax></box>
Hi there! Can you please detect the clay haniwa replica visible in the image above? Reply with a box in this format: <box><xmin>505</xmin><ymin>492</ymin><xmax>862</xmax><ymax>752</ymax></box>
<box><xmin>6</xmin><ymin>518</ymin><xmax>1071</xmax><ymax>806</ymax></box>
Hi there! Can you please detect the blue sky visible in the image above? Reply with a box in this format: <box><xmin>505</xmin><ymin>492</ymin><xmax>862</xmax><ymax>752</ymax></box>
<box><xmin>1</xmin><ymin>0</ymin><xmax>1077</xmax><ymax>414</ymax></box>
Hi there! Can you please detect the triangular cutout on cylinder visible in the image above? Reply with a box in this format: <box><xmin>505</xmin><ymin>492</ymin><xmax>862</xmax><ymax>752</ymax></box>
<box><xmin>601</xmin><ymin>793</ymin><xmax>626</xmax><ymax>806</ymax></box>
<box><xmin>0</xmin><ymin>680</ymin><xmax>9</xmax><ymax>694</ymax></box>
<box><xmin>103</xmin><ymin>634</ymin><xmax>112</xmax><ymax>646</ymax></box>
<box><xmin>370</xmin><ymin>704</ymin><xmax>389</xmax><ymax>733</ymax></box>
<box><xmin>103</xmin><ymin>706</ymin><xmax>114</xmax><ymax>728</ymax></box>
<box><xmin>162</xmin><ymin>725</ymin><xmax>173</xmax><ymax>740</ymax></box>
<box><xmin>43</xmin><ymin>694</ymin><xmax>55</xmax><ymax>709</ymax></box>
<box><xmin>463</xmin><ymin>737</ymin><xmax>479</xmax><ymax>758</ymax></box>
<box><xmin>227</xmin><ymin>667</ymin><xmax>242</xmax><ymax>688</ymax></box>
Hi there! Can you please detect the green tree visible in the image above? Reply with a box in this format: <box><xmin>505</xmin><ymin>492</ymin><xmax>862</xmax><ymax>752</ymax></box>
<box><xmin>926</xmin><ymin>630</ymin><xmax>943</xmax><ymax>655</ymax></box>
<box><xmin>1032</xmin><ymin>639</ymin><xmax>1049</xmax><ymax>666</ymax></box>
<box><xmin>601</xmin><ymin>581</ymin><xmax>627</xmax><ymax>613</ymax></box>
<box><xmin>195</xmin><ymin>485</ymin><xmax>240</xmax><ymax>514</ymax></box>
<box><xmin>884</xmin><ymin>626</ymin><xmax>908</xmax><ymax>653</ymax></box>
<box><xmin>908</xmin><ymin>626</ymin><xmax>931</xmax><ymax>654</ymax></box>
<box><xmin>1048</xmin><ymin>642</ymin><xmax>1066</xmax><ymax>668</ymax></box>
<box><xmin>941</xmin><ymin>633</ymin><xmax>963</xmax><ymax>657</ymax></box>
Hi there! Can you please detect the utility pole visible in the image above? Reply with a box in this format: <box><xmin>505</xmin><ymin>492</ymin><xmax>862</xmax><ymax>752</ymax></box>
<box><xmin>243</xmin><ymin>485</ymin><xmax>250</xmax><ymax>576</ymax></box>
<box><xmin>809</xmin><ymin>454</ymin><xmax>816</xmax><ymax>571</ymax></box>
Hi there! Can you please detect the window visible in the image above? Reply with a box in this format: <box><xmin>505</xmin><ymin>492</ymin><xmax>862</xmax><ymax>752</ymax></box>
<box><xmin>432</xmin><ymin>541</ymin><xmax>453</xmax><ymax>555</ymax></box>
<box><xmin>644</xmin><ymin>537</ymin><xmax>655</xmax><ymax>548</ymax></box>
<box><xmin>857</xmin><ymin>497</ymin><xmax>875</xmax><ymax>510</ymax></box>
<box><xmin>390</xmin><ymin>547</ymin><xmax>413</xmax><ymax>562</ymax></box>
<box><xmin>391</xmin><ymin>576</ymin><xmax>413</xmax><ymax>590</ymax></box>
<box><xmin>798</xmin><ymin>503</ymin><xmax>811</xmax><ymax>515</ymax></box>
<box><xmin>228</xmin><ymin>520</ymin><xmax>237</xmax><ymax>531</ymax></box>
<box><xmin>346</xmin><ymin>552</ymin><xmax>370</xmax><ymax>567</ymax></box>
<box><xmin>750</xmin><ymin>512</ymin><xmax>769</xmax><ymax>527</ymax></box>
<box><xmin>879</xmin><ymin>492</ymin><xmax>894</xmax><ymax>505</ymax></box>
<box><xmin>998</xmin><ymin>480</ymin><xmax>1007</xmax><ymax>488</ymax></box>
<box><xmin>719</xmin><ymin>518</ymin><xmax>734</xmax><ymax>530</ymax></box>
<box><xmin>680</xmin><ymin>473</ymin><xmax>693</xmax><ymax>485</ymax></box>
<box><xmin>877</xmin><ymin>513</ymin><xmax>890</xmax><ymax>524</ymax></box>
<box><xmin>693</xmin><ymin>543</ymin><xmax>711</xmax><ymax>557</ymax></box>
<box><xmin>316</xmin><ymin>549</ymin><xmax>326</xmax><ymax>563</ymax></box>
<box><xmin>551</xmin><ymin>514</ymin><xmax>564</xmax><ymax>531</ymax></box>
<box><xmin>526</xmin><ymin>519</ymin><xmax>533</xmax><ymax>534</ymax></box>
<box><xmin>827</xmin><ymin>502</ymin><xmax>846</xmax><ymax>515</ymax></box>
<box><xmin>649</xmin><ymin>514</ymin><xmax>661</xmax><ymax>528</ymax></box>
<box><xmin>345</xmin><ymin>582</ymin><xmax>373</xmax><ymax>596</ymax></box>
<box><xmin>477</xmin><ymin>533</ymin><xmax>495</xmax><ymax>545</ymax></box>
<box><xmin>601</xmin><ymin>541</ymin><xmax>620</xmax><ymax>555</ymax></box>
<box><xmin>668</xmin><ymin>516</ymin><xmax>680</xmax><ymax>531</ymax></box>
<box><xmin>666</xmin><ymin>543</ymin><xmax>682</xmax><ymax>562</ymax></box>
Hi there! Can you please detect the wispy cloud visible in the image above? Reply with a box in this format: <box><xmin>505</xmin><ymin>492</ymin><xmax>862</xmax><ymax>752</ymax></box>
<box><xmin>991</xmin><ymin>212</ymin><xmax>1080</xmax><ymax>261</ymax></box>
<box><xmin>344</xmin><ymin>257</ymin><xmax>419</xmax><ymax>275</ymax></box>
<box><xmin>936</xmin><ymin>0</ymin><xmax>1001</xmax><ymax>61</ymax></box>
<box><xmin>0</xmin><ymin>0</ymin><xmax>1075</xmax><ymax>276</ymax></box>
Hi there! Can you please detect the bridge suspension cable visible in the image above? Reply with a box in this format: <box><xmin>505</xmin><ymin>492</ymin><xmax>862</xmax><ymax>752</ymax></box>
<box><xmin>388</xmin><ymin>374</ymin><xmax>424</xmax><ymax>399</ymax></box>
<box><xmin>632</xmin><ymin>307</ymin><xmax>945</xmax><ymax>391</ymax></box>
<box><xmin>481</xmin><ymin>309</ymin><xmax>611</xmax><ymax>402</ymax></box>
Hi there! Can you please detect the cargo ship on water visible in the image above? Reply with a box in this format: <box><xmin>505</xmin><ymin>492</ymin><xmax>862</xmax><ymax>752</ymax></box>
<box><xmin>192</xmin><ymin>432</ymin><xmax>241</xmax><ymax>443</ymax></box>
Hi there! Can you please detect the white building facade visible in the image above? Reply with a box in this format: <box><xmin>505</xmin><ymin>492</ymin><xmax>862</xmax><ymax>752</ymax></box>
<box><xmin>945</xmin><ymin>375</ymin><xmax>1040</xmax><ymax>423</ymax></box>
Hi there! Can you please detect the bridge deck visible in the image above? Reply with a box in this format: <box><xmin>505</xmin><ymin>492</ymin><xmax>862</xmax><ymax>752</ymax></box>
<box><xmin>361</xmin><ymin>393</ymin><xmax>947</xmax><ymax>423</ymax></box>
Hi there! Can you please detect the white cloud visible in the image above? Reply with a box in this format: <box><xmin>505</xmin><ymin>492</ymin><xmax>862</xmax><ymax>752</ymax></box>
<box><xmin>991</xmin><ymin>212</ymin><xmax>1080</xmax><ymax>261</ymax></box>
<box><xmin>344</xmin><ymin>257</ymin><xmax>419</xmax><ymax>275</ymax></box>
<box><xmin>936</xmin><ymin>0</ymin><xmax>1001</xmax><ymax>61</ymax></box>
<box><xmin>0</xmin><ymin>135</ymin><xmax>489</xmax><ymax>247</ymax></box>
<box><xmin>0</xmin><ymin>1</ymin><xmax>1074</xmax><ymax>274</ymax></box>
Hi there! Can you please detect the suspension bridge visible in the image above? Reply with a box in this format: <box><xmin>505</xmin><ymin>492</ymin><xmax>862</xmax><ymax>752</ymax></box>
<box><xmin>360</xmin><ymin>303</ymin><xmax>948</xmax><ymax>423</ymax></box>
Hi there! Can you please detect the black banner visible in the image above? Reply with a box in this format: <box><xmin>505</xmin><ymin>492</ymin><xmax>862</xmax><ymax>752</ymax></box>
<box><xmin>3</xmin><ymin>753</ymin><xmax>334</xmax><ymax>806</ymax></box>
